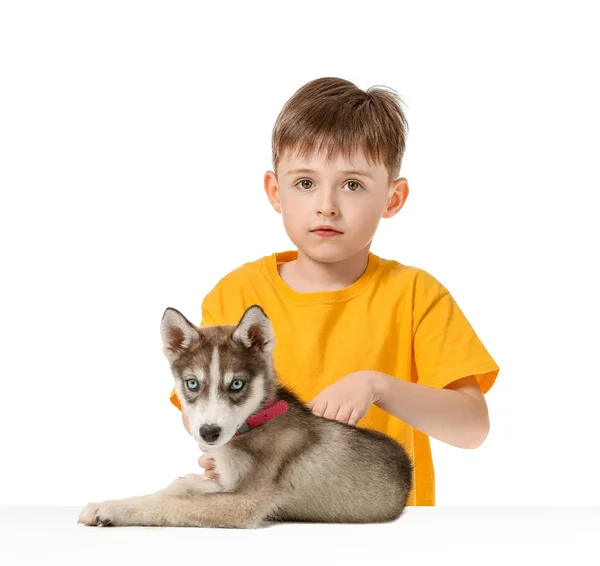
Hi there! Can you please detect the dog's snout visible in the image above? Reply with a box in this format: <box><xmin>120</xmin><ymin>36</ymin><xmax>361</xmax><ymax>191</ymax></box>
<box><xmin>199</xmin><ymin>424</ymin><xmax>222</xmax><ymax>443</ymax></box>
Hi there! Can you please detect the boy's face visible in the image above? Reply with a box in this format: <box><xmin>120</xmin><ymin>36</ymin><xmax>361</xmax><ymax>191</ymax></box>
<box><xmin>264</xmin><ymin>147</ymin><xmax>408</xmax><ymax>263</ymax></box>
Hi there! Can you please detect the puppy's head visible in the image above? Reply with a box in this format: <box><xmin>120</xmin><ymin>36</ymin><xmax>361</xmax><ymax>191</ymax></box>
<box><xmin>160</xmin><ymin>305</ymin><xmax>277</xmax><ymax>449</ymax></box>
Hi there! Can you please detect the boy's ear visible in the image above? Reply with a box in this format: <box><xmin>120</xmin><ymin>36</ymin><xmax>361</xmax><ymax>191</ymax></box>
<box><xmin>264</xmin><ymin>171</ymin><xmax>282</xmax><ymax>213</ymax></box>
<box><xmin>382</xmin><ymin>178</ymin><xmax>409</xmax><ymax>218</ymax></box>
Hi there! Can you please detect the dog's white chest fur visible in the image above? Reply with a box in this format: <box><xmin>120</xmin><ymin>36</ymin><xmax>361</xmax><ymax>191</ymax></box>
<box><xmin>205</xmin><ymin>445</ymin><xmax>254</xmax><ymax>492</ymax></box>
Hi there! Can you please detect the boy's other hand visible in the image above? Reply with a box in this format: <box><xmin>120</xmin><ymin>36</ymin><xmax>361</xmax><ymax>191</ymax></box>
<box><xmin>305</xmin><ymin>370</ymin><xmax>379</xmax><ymax>426</ymax></box>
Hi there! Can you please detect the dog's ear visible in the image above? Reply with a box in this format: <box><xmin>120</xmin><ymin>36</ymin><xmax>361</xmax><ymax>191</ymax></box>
<box><xmin>160</xmin><ymin>308</ymin><xmax>200</xmax><ymax>363</ymax></box>
<box><xmin>232</xmin><ymin>305</ymin><xmax>275</xmax><ymax>354</ymax></box>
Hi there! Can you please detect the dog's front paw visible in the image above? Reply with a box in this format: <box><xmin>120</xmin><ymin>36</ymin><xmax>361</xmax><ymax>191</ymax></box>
<box><xmin>77</xmin><ymin>501</ymin><xmax>122</xmax><ymax>526</ymax></box>
<box><xmin>178</xmin><ymin>473</ymin><xmax>206</xmax><ymax>481</ymax></box>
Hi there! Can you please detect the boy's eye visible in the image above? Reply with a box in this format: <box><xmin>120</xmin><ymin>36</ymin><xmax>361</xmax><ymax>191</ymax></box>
<box><xmin>297</xmin><ymin>179</ymin><xmax>313</xmax><ymax>190</ymax></box>
<box><xmin>230</xmin><ymin>379</ymin><xmax>244</xmax><ymax>392</ymax></box>
<box><xmin>295</xmin><ymin>178</ymin><xmax>363</xmax><ymax>191</ymax></box>
<box><xmin>345</xmin><ymin>180</ymin><xmax>363</xmax><ymax>191</ymax></box>
<box><xmin>186</xmin><ymin>379</ymin><xmax>199</xmax><ymax>391</ymax></box>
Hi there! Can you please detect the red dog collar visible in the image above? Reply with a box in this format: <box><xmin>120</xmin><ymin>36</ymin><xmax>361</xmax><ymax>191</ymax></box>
<box><xmin>234</xmin><ymin>395</ymin><xmax>289</xmax><ymax>437</ymax></box>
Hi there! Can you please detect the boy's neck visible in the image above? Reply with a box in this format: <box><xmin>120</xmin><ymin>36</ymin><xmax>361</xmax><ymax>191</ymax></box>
<box><xmin>277</xmin><ymin>248</ymin><xmax>371</xmax><ymax>293</ymax></box>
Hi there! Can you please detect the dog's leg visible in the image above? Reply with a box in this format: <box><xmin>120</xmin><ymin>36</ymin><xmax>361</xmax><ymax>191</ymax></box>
<box><xmin>78</xmin><ymin>480</ymin><xmax>278</xmax><ymax>529</ymax></box>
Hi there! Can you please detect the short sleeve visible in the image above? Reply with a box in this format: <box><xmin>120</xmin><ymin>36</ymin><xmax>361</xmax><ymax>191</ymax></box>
<box><xmin>412</xmin><ymin>274</ymin><xmax>499</xmax><ymax>395</ymax></box>
<box><xmin>169</xmin><ymin>307</ymin><xmax>218</xmax><ymax>411</ymax></box>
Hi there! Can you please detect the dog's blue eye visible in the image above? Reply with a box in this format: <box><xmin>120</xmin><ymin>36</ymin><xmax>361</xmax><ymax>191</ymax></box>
<box><xmin>186</xmin><ymin>379</ymin><xmax>199</xmax><ymax>391</ymax></box>
<box><xmin>230</xmin><ymin>379</ymin><xmax>244</xmax><ymax>391</ymax></box>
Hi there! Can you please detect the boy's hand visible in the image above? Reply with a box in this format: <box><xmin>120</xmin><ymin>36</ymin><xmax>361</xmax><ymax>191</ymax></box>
<box><xmin>198</xmin><ymin>453</ymin><xmax>220</xmax><ymax>482</ymax></box>
<box><xmin>182</xmin><ymin>412</ymin><xmax>191</xmax><ymax>435</ymax></box>
<box><xmin>304</xmin><ymin>371</ymin><xmax>379</xmax><ymax>426</ymax></box>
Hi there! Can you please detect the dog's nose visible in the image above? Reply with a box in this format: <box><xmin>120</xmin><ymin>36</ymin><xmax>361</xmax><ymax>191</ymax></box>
<box><xmin>199</xmin><ymin>424</ymin><xmax>221</xmax><ymax>443</ymax></box>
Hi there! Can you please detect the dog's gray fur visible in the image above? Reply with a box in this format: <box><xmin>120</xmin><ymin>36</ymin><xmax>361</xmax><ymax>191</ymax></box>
<box><xmin>78</xmin><ymin>305</ymin><xmax>413</xmax><ymax>528</ymax></box>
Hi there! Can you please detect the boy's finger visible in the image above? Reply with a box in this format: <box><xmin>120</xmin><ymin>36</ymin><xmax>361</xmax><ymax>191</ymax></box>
<box><xmin>198</xmin><ymin>456</ymin><xmax>215</xmax><ymax>468</ymax></box>
<box><xmin>204</xmin><ymin>469</ymin><xmax>220</xmax><ymax>481</ymax></box>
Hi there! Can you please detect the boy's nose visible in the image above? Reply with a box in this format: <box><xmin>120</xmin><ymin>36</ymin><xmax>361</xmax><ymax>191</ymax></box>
<box><xmin>199</xmin><ymin>424</ymin><xmax>221</xmax><ymax>443</ymax></box>
<box><xmin>317</xmin><ymin>188</ymin><xmax>339</xmax><ymax>215</ymax></box>
<box><xmin>318</xmin><ymin>206</ymin><xmax>338</xmax><ymax>216</ymax></box>
<box><xmin>317</xmin><ymin>199</ymin><xmax>339</xmax><ymax>216</ymax></box>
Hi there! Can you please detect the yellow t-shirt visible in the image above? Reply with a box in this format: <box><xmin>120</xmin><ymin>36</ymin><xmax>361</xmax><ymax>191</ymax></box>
<box><xmin>169</xmin><ymin>250</ymin><xmax>500</xmax><ymax>506</ymax></box>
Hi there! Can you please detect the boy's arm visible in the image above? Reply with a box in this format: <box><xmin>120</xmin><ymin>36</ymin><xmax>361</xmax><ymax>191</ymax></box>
<box><xmin>371</xmin><ymin>372</ymin><xmax>490</xmax><ymax>449</ymax></box>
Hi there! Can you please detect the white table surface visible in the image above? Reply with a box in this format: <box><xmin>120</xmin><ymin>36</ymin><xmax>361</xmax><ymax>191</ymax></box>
<box><xmin>0</xmin><ymin>506</ymin><xmax>597</xmax><ymax>565</ymax></box>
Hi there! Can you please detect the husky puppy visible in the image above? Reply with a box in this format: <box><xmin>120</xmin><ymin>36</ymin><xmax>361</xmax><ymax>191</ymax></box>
<box><xmin>78</xmin><ymin>305</ymin><xmax>413</xmax><ymax>528</ymax></box>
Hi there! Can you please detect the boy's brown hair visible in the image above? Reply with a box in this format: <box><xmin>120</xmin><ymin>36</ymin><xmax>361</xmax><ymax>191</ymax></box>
<box><xmin>272</xmin><ymin>77</ymin><xmax>409</xmax><ymax>186</ymax></box>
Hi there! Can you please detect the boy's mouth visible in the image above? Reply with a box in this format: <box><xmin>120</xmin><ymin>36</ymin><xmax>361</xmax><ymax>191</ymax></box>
<box><xmin>312</xmin><ymin>229</ymin><xmax>342</xmax><ymax>237</ymax></box>
<box><xmin>311</xmin><ymin>226</ymin><xmax>343</xmax><ymax>237</ymax></box>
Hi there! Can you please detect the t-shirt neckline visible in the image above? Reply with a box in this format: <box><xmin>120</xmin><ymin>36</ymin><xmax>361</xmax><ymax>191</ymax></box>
<box><xmin>265</xmin><ymin>249</ymin><xmax>380</xmax><ymax>304</ymax></box>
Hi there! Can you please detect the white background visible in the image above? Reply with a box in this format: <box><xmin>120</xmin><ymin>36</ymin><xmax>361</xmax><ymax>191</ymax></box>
<box><xmin>1</xmin><ymin>0</ymin><xmax>598</xmax><ymax>510</ymax></box>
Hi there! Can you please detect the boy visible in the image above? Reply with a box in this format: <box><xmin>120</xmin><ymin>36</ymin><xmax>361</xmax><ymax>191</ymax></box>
<box><xmin>170</xmin><ymin>77</ymin><xmax>500</xmax><ymax>506</ymax></box>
